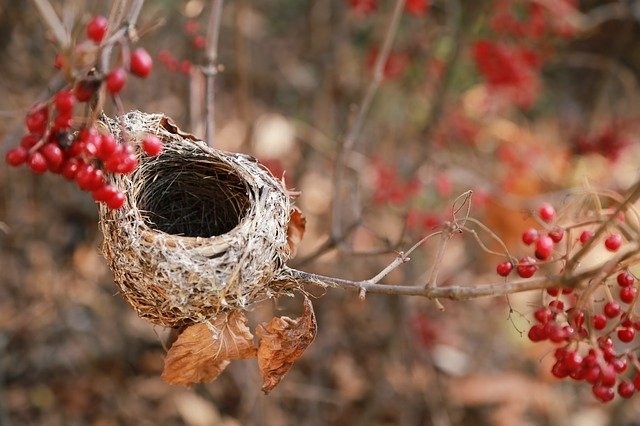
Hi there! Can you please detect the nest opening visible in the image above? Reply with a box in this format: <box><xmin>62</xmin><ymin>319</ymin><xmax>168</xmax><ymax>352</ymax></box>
<box><xmin>136</xmin><ymin>154</ymin><xmax>251</xmax><ymax>238</ymax></box>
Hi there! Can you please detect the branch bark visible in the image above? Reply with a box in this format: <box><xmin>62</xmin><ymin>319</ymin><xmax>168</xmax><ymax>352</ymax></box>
<box><xmin>203</xmin><ymin>0</ymin><xmax>225</xmax><ymax>148</ymax></box>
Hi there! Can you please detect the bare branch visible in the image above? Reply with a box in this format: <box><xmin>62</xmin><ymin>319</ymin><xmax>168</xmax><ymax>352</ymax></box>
<box><xmin>283</xmin><ymin>267</ymin><xmax>551</xmax><ymax>301</ymax></box>
<box><xmin>31</xmin><ymin>0</ymin><xmax>71</xmax><ymax>48</ymax></box>
<box><xmin>203</xmin><ymin>0</ymin><xmax>225</xmax><ymax>147</ymax></box>
<box><xmin>331</xmin><ymin>0</ymin><xmax>406</xmax><ymax>240</ymax></box>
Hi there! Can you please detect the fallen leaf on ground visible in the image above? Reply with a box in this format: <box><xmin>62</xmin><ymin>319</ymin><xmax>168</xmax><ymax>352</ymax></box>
<box><xmin>256</xmin><ymin>296</ymin><xmax>317</xmax><ymax>393</ymax></box>
<box><xmin>162</xmin><ymin>310</ymin><xmax>256</xmax><ymax>386</ymax></box>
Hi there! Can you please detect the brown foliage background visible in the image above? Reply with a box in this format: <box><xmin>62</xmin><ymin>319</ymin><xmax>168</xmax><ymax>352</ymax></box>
<box><xmin>3</xmin><ymin>0</ymin><xmax>640</xmax><ymax>425</ymax></box>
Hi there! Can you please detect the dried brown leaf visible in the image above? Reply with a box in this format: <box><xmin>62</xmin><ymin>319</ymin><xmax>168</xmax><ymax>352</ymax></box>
<box><xmin>286</xmin><ymin>206</ymin><xmax>306</xmax><ymax>258</ymax></box>
<box><xmin>160</xmin><ymin>116</ymin><xmax>200</xmax><ymax>141</ymax></box>
<box><xmin>161</xmin><ymin>310</ymin><xmax>256</xmax><ymax>386</ymax></box>
<box><xmin>256</xmin><ymin>296</ymin><xmax>317</xmax><ymax>393</ymax></box>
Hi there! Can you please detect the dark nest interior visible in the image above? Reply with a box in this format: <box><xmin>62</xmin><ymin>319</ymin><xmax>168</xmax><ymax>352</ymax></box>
<box><xmin>135</xmin><ymin>153</ymin><xmax>251</xmax><ymax>238</ymax></box>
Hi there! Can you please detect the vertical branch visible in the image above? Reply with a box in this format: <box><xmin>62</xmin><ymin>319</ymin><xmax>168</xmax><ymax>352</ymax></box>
<box><xmin>203</xmin><ymin>0</ymin><xmax>225</xmax><ymax>147</ymax></box>
<box><xmin>31</xmin><ymin>0</ymin><xmax>71</xmax><ymax>48</ymax></box>
<box><xmin>126</xmin><ymin>0</ymin><xmax>145</xmax><ymax>24</ymax></box>
<box><xmin>331</xmin><ymin>0</ymin><xmax>406</xmax><ymax>240</ymax></box>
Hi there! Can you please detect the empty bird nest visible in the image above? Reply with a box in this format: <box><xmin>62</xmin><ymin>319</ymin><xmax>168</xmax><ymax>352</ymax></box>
<box><xmin>99</xmin><ymin>111</ymin><xmax>303</xmax><ymax>328</ymax></box>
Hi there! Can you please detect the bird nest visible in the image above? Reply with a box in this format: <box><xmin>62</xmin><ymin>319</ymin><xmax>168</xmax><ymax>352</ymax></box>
<box><xmin>99</xmin><ymin>111</ymin><xmax>297</xmax><ymax>327</ymax></box>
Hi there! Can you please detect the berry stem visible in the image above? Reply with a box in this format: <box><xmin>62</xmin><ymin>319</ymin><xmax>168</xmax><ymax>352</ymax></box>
<box><xmin>566</xmin><ymin>180</ymin><xmax>640</xmax><ymax>273</ymax></box>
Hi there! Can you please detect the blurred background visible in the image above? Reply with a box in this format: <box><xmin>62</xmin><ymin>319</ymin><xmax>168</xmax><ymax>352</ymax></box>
<box><xmin>3</xmin><ymin>0</ymin><xmax>640</xmax><ymax>424</ymax></box>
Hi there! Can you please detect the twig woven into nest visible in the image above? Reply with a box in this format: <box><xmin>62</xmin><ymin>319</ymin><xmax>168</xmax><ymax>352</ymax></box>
<box><xmin>99</xmin><ymin>111</ymin><xmax>298</xmax><ymax>327</ymax></box>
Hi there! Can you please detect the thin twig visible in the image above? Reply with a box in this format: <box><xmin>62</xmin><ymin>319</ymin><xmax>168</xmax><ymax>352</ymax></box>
<box><xmin>31</xmin><ymin>0</ymin><xmax>70</xmax><ymax>48</ymax></box>
<box><xmin>203</xmin><ymin>0</ymin><xmax>224</xmax><ymax>147</ymax></box>
<box><xmin>284</xmin><ymin>267</ymin><xmax>551</xmax><ymax>300</ymax></box>
<box><xmin>566</xmin><ymin>179</ymin><xmax>640</xmax><ymax>271</ymax></box>
<box><xmin>126</xmin><ymin>0</ymin><xmax>145</xmax><ymax>24</ymax></box>
<box><xmin>330</xmin><ymin>0</ymin><xmax>406</xmax><ymax>240</ymax></box>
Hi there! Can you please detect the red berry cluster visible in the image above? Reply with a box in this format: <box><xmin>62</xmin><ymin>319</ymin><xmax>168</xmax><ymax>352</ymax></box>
<box><xmin>347</xmin><ymin>0</ymin><xmax>430</xmax><ymax>16</ymax></box>
<box><xmin>527</xmin><ymin>270</ymin><xmax>640</xmax><ymax>402</ymax></box>
<box><xmin>494</xmin><ymin>201</ymin><xmax>640</xmax><ymax>402</ymax></box>
<box><xmin>371</xmin><ymin>158</ymin><xmax>420</xmax><ymax>206</ymax></box>
<box><xmin>496</xmin><ymin>203</ymin><xmax>563</xmax><ymax>279</ymax></box>
<box><xmin>55</xmin><ymin>15</ymin><xmax>153</xmax><ymax>100</ymax></box>
<box><xmin>572</xmin><ymin>122</ymin><xmax>634</xmax><ymax>162</ymax></box>
<box><xmin>156</xmin><ymin>18</ymin><xmax>212</xmax><ymax>76</ymax></box>
<box><xmin>472</xmin><ymin>0</ymin><xmax>579</xmax><ymax>109</ymax></box>
<box><xmin>5</xmin><ymin>102</ymin><xmax>163</xmax><ymax>209</ymax></box>
<box><xmin>5</xmin><ymin>15</ymin><xmax>161</xmax><ymax>210</ymax></box>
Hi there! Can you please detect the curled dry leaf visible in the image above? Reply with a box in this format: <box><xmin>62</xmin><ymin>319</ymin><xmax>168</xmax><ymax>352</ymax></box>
<box><xmin>286</xmin><ymin>206</ymin><xmax>306</xmax><ymax>258</ymax></box>
<box><xmin>161</xmin><ymin>310</ymin><xmax>257</xmax><ymax>386</ymax></box>
<box><xmin>160</xmin><ymin>116</ymin><xmax>200</xmax><ymax>141</ymax></box>
<box><xmin>256</xmin><ymin>296</ymin><xmax>317</xmax><ymax>393</ymax></box>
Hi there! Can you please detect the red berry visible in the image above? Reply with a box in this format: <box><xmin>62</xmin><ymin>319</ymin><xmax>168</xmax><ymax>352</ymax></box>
<box><xmin>68</xmin><ymin>141</ymin><xmax>86</xmax><ymax>158</ymax></box>
<box><xmin>105</xmin><ymin>148</ymin><xmax>138</xmax><ymax>174</ymax></box>
<box><xmin>546</xmin><ymin>287</ymin><xmax>560</xmax><ymax>296</ymax></box>
<box><xmin>585</xmin><ymin>366</ymin><xmax>601</xmax><ymax>384</ymax></box>
<box><xmin>41</xmin><ymin>143</ymin><xmax>64</xmax><ymax>172</ymax></box>
<box><xmin>61</xmin><ymin>159</ymin><xmax>81</xmax><ymax>180</ymax></box>
<box><xmin>546</xmin><ymin>322</ymin><xmax>566</xmax><ymax>343</ymax></box>
<box><xmin>618</xmin><ymin>381</ymin><xmax>635</xmax><ymax>398</ymax></box>
<box><xmin>604</xmin><ymin>301</ymin><xmax>621</xmax><ymax>318</ymax></box>
<box><xmin>620</xmin><ymin>287</ymin><xmax>637</xmax><ymax>304</ymax></box>
<box><xmin>92</xmin><ymin>184</ymin><xmax>118</xmax><ymax>202</ymax></box>
<box><xmin>27</xmin><ymin>152</ymin><xmax>48</xmax><ymax>174</ymax></box>
<box><xmin>496</xmin><ymin>260</ymin><xmax>513</xmax><ymax>277</ymax></box>
<box><xmin>548</xmin><ymin>227</ymin><xmax>564</xmax><ymax>243</ymax></box>
<box><xmin>20</xmin><ymin>133</ymin><xmax>40</xmax><ymax>149</ymax></box>
<box><xmin>516</xmin><ymin>256</ymin><xmax>537</xmax><ymax>278</ymax></box>
<box><xmin>605</xmin><ymin>234</ymin><xmax>623</xmax><ymax>252</ymax></box>
<box><xmin>76</xmin><ymin>165</ymin><xmax>104</xmax><ymax>191</ymax></box>
<box><xmin>534</xmin><ymin>307</ymin><xmax>553</xmax><ymax>323</ymax></box>
<box><xmin>106</xmin><ymin>191</ymin><xmax>126</xmax><ymax>209</ymax></box>
<box><xmin>98</xmin><ymin>133</ymin><xmax>118</xmax><ymax>159</ymax></box>
<box><xmin>74</xmin><ymin>79</ymin><xmax>99</xmax><ymax>102</ymax></box>
<box><xmin>551</xmin><ymin>360</ymin><xmax>569</xmax><ymax>378</ymax></box>
<box><xmin>53</xmin><ymin>113</ymin><xmax>73</xmax><ymax>131</ymax></box>
<box><xmin>593</xmin><ymin>314</ymin><xmax>607</xmax><ymax>330</ymax></box>
<box><xmin>564</xmin><ymin>351</ymin><xmax>583</xmax><ymax>370</ymax></box>
<box><xmin>617</xmin><ymin>271</ymin><xmax>635</xmax><ymax>287</ymax></box>
<box><xmin>86</xmin><ymin>15</ymin><xmax>108</xmax><ymax>43</ymax></box>
<box><xmin>141</xmin><ymin>134</ymin><xmax>163</xmax><ymax>156</ymax></box>
<box><xmin>5</xmin><ymin>146</ymin><xmax>28</xmax><ymax>166</ymax></box>
<box><xmin>106</xmin><ymin>67</ymin><xmax>127</xmax><ymax>94</ymax></box>
<box><xmin>130</xmin><ymin>48</ymin><xmax>153</xmax><ymax>78</ymax></box>
<box><xmin>406</xmin><ymin>0</ymin><xmax>429</xmax><ymax>16</ymax></box>
<box><xmin>599</xmin><ymin>364</ymin><xmax>617</xmax><ymax>387</ymax></box>
<box><xmin>192</xmin><ymin>35</ymin><xmax>206</xmax><ymax>49</ymax></box>
<box><xmin>611</xmin><ymin>357</ymin><xmax>627</xmax><ymax>374</ymax></box>
<box><xmin>548</xmin><ymin>300</ymin><xmax>564</xmax><ymax>312</ymax></box>
<box><xmin>538</xmin><ymin>202</ymin><xmax>555</xmax><ymax>223</ymax></box>
<box><xmin>25</xmin><ymin>105</ymin><xmax>48</xmax><ymax>134</ymax></box>
<box><xmin>527</xmin><ymin>324</ymin><xmax>546</xmax><ymax>341</ymax></box>
<box><xmin>54</xmin><ymin>90</ymin><xmax>75</xmax><ymax>113</ymax></box>
<box><xmin>579</xmin><ymin>230</ymin><xmax>594</xmax><ymax>244</ymax></box>
<box><xmin>535</xmin><ymin>235</ymin><xmax>554</xmax><ymax>260</ymax></box>
<box><xmin>521</xmin><ymin>228</ymin><xmax>538</xmax><ymax>245</ymax></box>
<box><xmin>592</xmin><ymin>385</ymin><xmax>615</xmax><ymax>402</ymax></box>
<box><xmin>618</xmin><ymin>327</ymin><xmax>635</xmax><ymax>342</ymax></box>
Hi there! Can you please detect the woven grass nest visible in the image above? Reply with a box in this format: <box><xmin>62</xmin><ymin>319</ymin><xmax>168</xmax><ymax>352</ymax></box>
<box><xmin>99</xmin><ymin>111</ymin><xmax>299</xmax><ymax>327</ymax></box>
